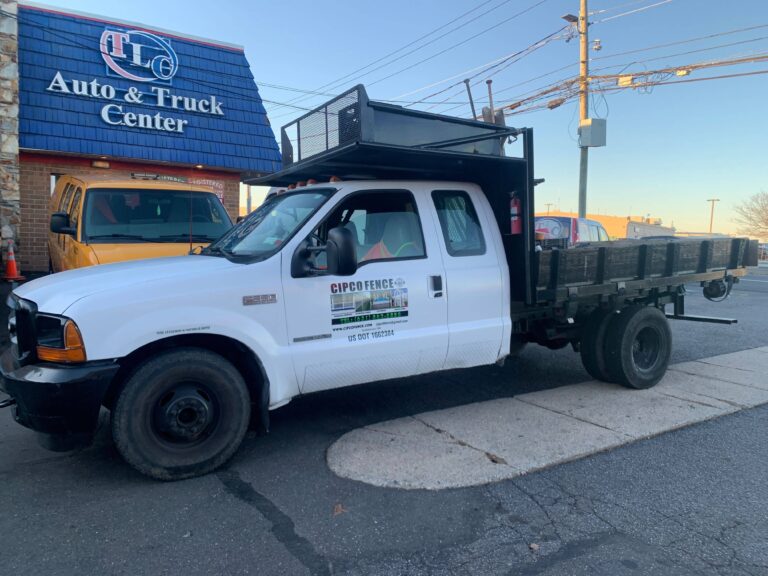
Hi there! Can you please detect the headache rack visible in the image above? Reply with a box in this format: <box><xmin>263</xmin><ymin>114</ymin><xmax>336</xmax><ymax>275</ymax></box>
<box><xmin>248</xmin><ymin>85</ymin><xmax>530</xmax><ymax>186</ymax></box>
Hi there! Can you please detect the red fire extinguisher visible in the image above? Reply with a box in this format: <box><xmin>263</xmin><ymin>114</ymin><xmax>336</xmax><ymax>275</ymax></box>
<box><xmin>510</xmin><ymin>194</ymin><xmax>522</xmax><ymax>235</ymax></box>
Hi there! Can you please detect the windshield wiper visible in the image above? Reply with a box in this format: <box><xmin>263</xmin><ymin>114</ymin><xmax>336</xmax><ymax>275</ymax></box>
<box><xmin>88</xmin><ymin>234</ymin><xmax>152</xmax><ymax>242</ymax></box>
<box><xmin>157</xmin><ymin>234</ymin><xmax>219</xmax><ymax>242</ymax></box>
<box><xmin>201</xmin><ymin>244</ymin><xmax>230</xmax><ymax>256</ymax></box>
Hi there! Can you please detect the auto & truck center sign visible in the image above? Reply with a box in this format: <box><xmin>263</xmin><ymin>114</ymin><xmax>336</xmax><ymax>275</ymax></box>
<box><xmin>18</xmin><ymin>3</ymin><xmax>281</xmax><ymax>172</ymax></box>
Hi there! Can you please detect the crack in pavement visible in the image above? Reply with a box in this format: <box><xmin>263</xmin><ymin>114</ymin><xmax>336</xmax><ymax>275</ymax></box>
<box><xmin>410</xmin><ymin>415</ymin><xmax>511</xmax><ymax>466</ymax></box>
<box><xmin>514</xmin><ymin>396</ymin><xmax>634</xmax><ymax>438</ymax></box>
<box><xmin>662</xmin><ymin>389</ymin><xmax>750</xmax><ymax>410</ymax></box>
<box><xmin>656</xmin><ymin>391</ymin><xmax>734</xmax><ymax>410</ymax></box>
<box><xmin>668</xmin><ymin>367</ymin><xmax>768</xmax><ymax>392</ymax></box>
<box><xmin>540</xmin><ymin>475</ymin><xmax>761</xmax><ymax>574</ymax></box>
<box><xmin>695</xmin><ymin>360</ymin><xmax>759</xmax><ymax>374</ymax></box>
<box><xmin>217</xmin><ymin>468</ymin><xmax>330</xmax><ymax>576</ymax></box>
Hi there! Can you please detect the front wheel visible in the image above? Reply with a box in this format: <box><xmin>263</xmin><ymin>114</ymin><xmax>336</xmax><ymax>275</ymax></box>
<box><xmin>112</xmin><ymin>348</ymin><xmax>251</xmax><ymax>480</ymax></box>
<box><xmin>604</xmin><ymin>306</ymin><xmax>672</xmax><ymax>389</ymax></box>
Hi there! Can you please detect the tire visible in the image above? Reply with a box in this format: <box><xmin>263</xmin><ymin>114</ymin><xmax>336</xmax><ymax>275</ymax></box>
<box><xmin>112</xmin><ymin>348</ymin><xmax>251</xmax><ymax>481</ymax></box>
<box><xmin>604</xmin><ymin>306</ymin><xmax>672</xmax><ymax>389</ymax></box>
<box><xmin>579</xmin><ymin>308</ymin><xmax>616</xmax><ymax>382</ymax></box>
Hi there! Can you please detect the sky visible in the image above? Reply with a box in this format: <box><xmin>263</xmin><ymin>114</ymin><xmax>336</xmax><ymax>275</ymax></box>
<box><xmin>33</xmin><ymin>0</ymin><xmax>768</xmax><ymax>235</ymax></box>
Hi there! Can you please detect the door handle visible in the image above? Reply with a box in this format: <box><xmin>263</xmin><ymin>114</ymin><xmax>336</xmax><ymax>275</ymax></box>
<box><xmin>429</xmin><ymin>275</ymin><xmax>443</xmax><ymax>298</ymax></box>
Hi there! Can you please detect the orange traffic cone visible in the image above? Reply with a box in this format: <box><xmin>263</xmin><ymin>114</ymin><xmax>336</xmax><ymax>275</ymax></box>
<box><xmin>3</xmin><ymin>240</ymin><xmax>25</xmax><ymax>282</ymax></box>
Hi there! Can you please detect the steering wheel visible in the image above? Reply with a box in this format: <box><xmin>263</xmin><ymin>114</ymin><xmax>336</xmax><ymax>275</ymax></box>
<box><xmin>393</xmin><ymin>242</ymin><xmax>417</xmax><ymax>257</ymax></box>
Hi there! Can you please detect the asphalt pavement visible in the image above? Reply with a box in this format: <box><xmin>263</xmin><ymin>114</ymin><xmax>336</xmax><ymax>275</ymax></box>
<box><xmin>1</xmin><ymin>271</ymin><xmax>768</xmax><ymax>575</ymax></box>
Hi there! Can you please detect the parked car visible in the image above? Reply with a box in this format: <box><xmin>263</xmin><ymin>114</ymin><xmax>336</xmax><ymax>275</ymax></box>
<box><xmin>48</xmin><ymin>175</ymin><xmax>233</xmax><ymax>272</ymax></box>
<box><xmin>535</xmin><ymin>216</ymin><xmax>610</xmax><ymax>247</ymax></box>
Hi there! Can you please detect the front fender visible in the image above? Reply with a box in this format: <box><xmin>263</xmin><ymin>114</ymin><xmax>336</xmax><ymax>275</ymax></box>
<box><xmin>66</xmin><ymin>300</ymin><xmax>298</xmax><ymax>406</ymax></box>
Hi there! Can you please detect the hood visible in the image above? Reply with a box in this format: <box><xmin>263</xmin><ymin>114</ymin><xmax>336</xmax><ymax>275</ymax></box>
<box><xmin>14</xmin><ymin>255</ymin><xmax>234</xmax><ymax>315</ymax></box>
<box><xmin>90</xmin><ymin>242</ymin><xmax>209</xmax><ymax>265</ymax></box>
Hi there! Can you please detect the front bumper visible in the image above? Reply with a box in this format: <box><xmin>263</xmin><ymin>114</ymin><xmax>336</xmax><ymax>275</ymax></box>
<box><xmin>0</xmin><ymin>347</ymin><xmax>119</xmax><ymax>438</ymax></box>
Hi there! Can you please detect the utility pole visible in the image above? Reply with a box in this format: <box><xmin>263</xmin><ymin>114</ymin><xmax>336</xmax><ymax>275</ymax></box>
<box><xmin>707</xmin><ymin>198</ymin><xmax>720</xmax><ymax>234</ymax></box>
<box><xmin>545</xmin><ymin>202</ymin><xmax>554</xmax><ymax>215</ymax></box>
<box><xmin>578</xmin><ymin>0</ymin><xmax>589</xmax><ymax>219</ymax></box>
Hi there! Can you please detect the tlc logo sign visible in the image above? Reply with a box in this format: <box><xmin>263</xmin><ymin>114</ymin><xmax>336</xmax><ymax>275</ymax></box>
<box><xmin>99</xmin><ymin>28</ymin><xmax>179</xmax><ymax>83</ymax></box>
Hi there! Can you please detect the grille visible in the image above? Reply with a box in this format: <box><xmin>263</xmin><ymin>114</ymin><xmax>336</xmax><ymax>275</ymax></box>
<box><xmin>281</xmin><ymin>88</ymin><xmax>362</xmax><ymax>166</ymax></box>
<box><xmin>7</xmin><ymin>295</ymin><xmax>37</xmax><ymax>364</ymax></box>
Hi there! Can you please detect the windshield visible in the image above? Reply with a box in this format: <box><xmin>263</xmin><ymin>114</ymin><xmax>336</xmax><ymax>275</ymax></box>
<box><xmin>208</xmin><ymin>188</ymin><xmax>334</xmax><ymax>259</ymax></box>
<box><xmin>83</xmin><ymin>188</ymin><xmax>232</xmax><ymax>243</ymax></box>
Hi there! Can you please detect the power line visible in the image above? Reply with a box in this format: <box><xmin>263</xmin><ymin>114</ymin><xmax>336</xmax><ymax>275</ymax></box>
<box><xmin>269</xmin><ymin>0</ymin><xmax>552</xmax><ymax>120</ymax></box>
<box><xmin>268</xmin><ymin>0</ymin><xmax>519</xmax><ymax>113</ymax></box>
<box><xmin>504</xmin><ymin>64</ymin><xmax>768</xmax><ymax>117</ymax></box>
<box><xmin>591</xmin><ymin>36</ymin><xmax>768</xmax><ymax>74</ymax></box>
<box><xmin>596</xmin><ymin>68</ymin><xmax>768</xmax><ymax>91</ymax></box>
<box><xmin>589</xmin><ymin>0</ymin><xmax>659</xmax><ymax>16</ymax></box>
<box><xmin>591</xmin><ymin>23</ymin><xmax>768</xmax><ymax>62</ymax></box>
<box><xmin>366</xmin><ymin>0</ymin><xmax>551</xmax><ymax>88</ymax></box>
<box><xmin>593</xmin><ymin>0</ymin><xmax>673</xmax><ymax>24</ymax></box>
<box><xmin>590</xmin><ymin>53</ymin><xmax>768</xmax><ymax>80</ymax></box>
<box><xmin>406</xmin><ymin>26</ymin><xmax>567</xmax><ymax>109</ymax></box>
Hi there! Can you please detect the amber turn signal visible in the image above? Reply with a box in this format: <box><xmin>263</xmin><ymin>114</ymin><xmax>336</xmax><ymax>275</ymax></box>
<box><xmin>37</xmin><ymin>320</ymin><xmax>86</xmax><ymax>363</ymax></box>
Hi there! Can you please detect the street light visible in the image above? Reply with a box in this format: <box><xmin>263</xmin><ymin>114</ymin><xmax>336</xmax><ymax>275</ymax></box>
<box><xmin>707</xmin><ymin>198</ymin><xmax>720</xmax><ymax>234</ymax></box>
<box><xmin>561</xmin><ymin>13</ymin><xmax>578</xmax><ymax>23</ymax></box>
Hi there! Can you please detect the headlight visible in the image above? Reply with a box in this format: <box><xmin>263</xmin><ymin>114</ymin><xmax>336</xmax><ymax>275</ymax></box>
<box><xmin>35</xmin><ymin>314</ymin><xmax>87</xmax><ymax>363</ymax></box>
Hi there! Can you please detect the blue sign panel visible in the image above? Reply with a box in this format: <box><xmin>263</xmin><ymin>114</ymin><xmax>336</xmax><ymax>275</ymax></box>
<box><xmin>18</xmin><ymin>5</ymin><xmax>281</xmax><ymax>173</ymax></box>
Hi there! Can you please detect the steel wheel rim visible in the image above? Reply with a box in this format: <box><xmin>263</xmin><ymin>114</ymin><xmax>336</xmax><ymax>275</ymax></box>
<box><xmin>151</xmin><ymin>382</ymin><xmax>219</xmax><ymax>446</ymax></box>
<box><xmin>632</xmin><ymin>326</ymin><xmax>662</xmax><ymax>372</ymax></box>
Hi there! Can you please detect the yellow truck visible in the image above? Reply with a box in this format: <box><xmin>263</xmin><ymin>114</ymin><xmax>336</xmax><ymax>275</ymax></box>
<box><xmin>48</xmin><ymin>175</ymin><xmax>233</xmax><ymax>272</ymax></box>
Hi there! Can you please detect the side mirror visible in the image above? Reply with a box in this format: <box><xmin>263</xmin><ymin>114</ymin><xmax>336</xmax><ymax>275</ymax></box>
<box><xmin>326</xmin><ymin>226</ymin><xmax>357</xmax><ymax>276</ymax></box>
<box><xmin>50</xmin><ymin>212</ymin><xmax>76</xmax><ymax>236</ymax></box>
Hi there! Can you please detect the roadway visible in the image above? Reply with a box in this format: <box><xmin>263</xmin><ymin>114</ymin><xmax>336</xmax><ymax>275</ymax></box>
<box><xmin>1</xmin><ymin>271</ymin><xmax>767</xmax><ymax>575</ymax></box>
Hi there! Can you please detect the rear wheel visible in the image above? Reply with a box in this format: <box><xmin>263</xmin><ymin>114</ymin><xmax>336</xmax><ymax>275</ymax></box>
<box><xmin>579</xmin><ymin>308</ymin><xmax>616</xmax><ymax>382</ymax></box>
<box><xmin>604</xmin><ymin>306</ymin><xmax>672</xmax><ymax>389</ymax></box>
<box><xmin>112</xmin><ymin>348</ymin><xmax>251</xmax><ymax>480</ymax></box>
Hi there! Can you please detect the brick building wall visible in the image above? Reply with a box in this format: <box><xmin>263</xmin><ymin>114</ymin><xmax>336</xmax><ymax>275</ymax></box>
<box><xmin>19</xmin><ymin>153</ymin><xmax>240</xmax><ymax>272</ymax></box>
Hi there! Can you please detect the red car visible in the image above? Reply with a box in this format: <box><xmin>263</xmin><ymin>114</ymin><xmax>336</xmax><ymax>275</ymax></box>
<box><xmin>535</xmin><ymin>216</ymin><xmax>610</xmax><ymax>247</ymax></box>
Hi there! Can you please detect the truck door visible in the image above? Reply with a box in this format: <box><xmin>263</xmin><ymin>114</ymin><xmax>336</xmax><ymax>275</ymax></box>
<box><xmin>429</xmin><ymin>188</ymin><xmax>506</xmax><ymax>369</ymax></box>
<box><xmin>282</xmin><ymin>187</ymin><xmax>449</xmax><ymax>394</ymax></box>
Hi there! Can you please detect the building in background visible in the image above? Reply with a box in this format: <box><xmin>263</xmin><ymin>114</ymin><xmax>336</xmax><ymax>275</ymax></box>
<box><xmin>0</xmin><ymin>0</ymin><xmax>280</xmax><ymax>271</ymax></box>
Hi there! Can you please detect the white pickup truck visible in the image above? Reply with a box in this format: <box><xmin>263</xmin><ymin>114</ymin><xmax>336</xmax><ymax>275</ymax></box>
<box><xmin>1</xmin><ymin>86</ymin><xmax>755</xmax><ymax>479</ymax></box>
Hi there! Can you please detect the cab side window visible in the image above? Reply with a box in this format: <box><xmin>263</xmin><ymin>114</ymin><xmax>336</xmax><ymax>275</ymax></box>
<box><xmin>314</xmin><ymin>190</ymin><xmax>426</xmax><ymax>265</ymax></box>
<box><xmin>69</xmin><ymin>188</ymin><xmax>83</xmax><ymax>234</ymax></box>
<box><xmin>432</xmin><ymin>190</ymin><xmax>486</xmax><ymax>256</ymax></box>
<box><xmin>58</xmin><ymin>183</ymin><xmax>74</xmax><ymax>212</ymax></box>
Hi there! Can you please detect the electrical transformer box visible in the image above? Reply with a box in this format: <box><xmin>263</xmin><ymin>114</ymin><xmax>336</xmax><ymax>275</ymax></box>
<box><xmin>578</xmin><ymin>118</ymin><xmax>607</xmax><ymax>147</ymax></box>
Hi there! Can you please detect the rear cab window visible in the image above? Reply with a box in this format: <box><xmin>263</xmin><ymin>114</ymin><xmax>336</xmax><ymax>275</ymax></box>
<box><xmin>431</xmin><ymin>190</ymin><xmax>485</xmax><ymax>256</ymax></box>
